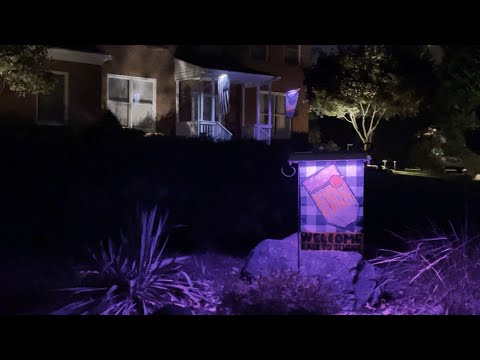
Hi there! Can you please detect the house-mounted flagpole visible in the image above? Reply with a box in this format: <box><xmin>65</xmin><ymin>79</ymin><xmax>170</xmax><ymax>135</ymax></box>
<box><xmin>286</xmin><ymin>88</ymin><xmax>301</xmax><ymax>132</ymax></box>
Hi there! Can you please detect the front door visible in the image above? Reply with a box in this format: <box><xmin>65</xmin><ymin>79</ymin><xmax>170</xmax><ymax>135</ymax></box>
<box><xmin>192</xmin><ymin>83</ymin><xmax>217</xmax><ymax>123</ymax></box>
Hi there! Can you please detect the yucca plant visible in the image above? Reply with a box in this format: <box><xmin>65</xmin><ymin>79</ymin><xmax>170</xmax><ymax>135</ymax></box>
<box><xmin>53</xmin><ymin>207</ymin><xmax>214</xmax><ymax>315</ymax></box>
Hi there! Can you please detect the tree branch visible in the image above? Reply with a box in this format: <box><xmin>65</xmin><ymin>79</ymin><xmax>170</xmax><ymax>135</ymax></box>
<box><xmin>349</xmin><ymin>112</ymin><xmax>366</xmax><ymax>144</ymax></box>
<box><xmin>371</xmin><ymin>112</ymin><xmax>384</xmax><ymax>133</ymax></box>
<box><xmin>380</xmin><ymin>107</ymin><xmax>387</xmax><ymax>120</ymax></box>
<box><xmin>360</xmin><ymin>103</ymin><xmax>367</xmax><ymax>142</ymax></box>
<box><xmin>364</xmin><ymin>102</ymin><xmax>371</xmax><ymax>116</ymax></box>
<box><xmin>368</xmin><ymin>107</ymin><xmax>378</xmax><ymax>135</ymax></box>
<box><xmin>341</xmin><ymin>115</ymin><xmax>353</xmax><ymax>123</ymax></box>
<box><xmin>369</xmin><ymin>108</ymin><xmax>386</xmax><ymax>138</ymax></box>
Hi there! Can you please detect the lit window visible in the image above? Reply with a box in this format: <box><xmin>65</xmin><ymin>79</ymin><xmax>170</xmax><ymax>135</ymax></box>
<box><xmin>250</xmin><ymin>45</ymin><xmax>268</xmax><ymax>62</ymax></box>
<box><xmin>284</xmin><ymin>45</ymin><xmax>300</xmax><ymax>65</ymax></box>
<box><xmin>107</xmin><ymin>74</ymin><xmax>156</xmax><ymax>131</ymax></box>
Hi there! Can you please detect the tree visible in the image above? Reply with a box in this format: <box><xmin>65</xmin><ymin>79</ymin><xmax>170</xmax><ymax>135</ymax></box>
<box><xmin>0</xmin><ymin>45</ymin><xmax>56</xmax><ymax>97</ymax></box>
<box><xmin>434</xmin><ymin>46</ymin><xmax>480</xmax><ymax>133</ymax></box>
<box><xmin>306</xmin><ymin>45</ymin><xmax>424</xmax><ymax>150</ymax></box>
<box><xmin>430</xmin><ymin>46</ymin><xmax>480</xmax><ymax>174</ymax></box>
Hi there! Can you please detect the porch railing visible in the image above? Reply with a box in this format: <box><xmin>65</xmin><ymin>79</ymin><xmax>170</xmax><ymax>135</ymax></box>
<box><xmin>254</xmin><ymin>124</ymin><xmax>272</xmax><ymax>145</ymax></box>
<box><xmin>215</xmin><ymin>121</ymin><xmax>233</xmax><ymax>142</ymax></box>
<box><xmin>199</xmin><ymin>120</ymin><xmax>232</xmax><ymax>142</ymax></box>
<box><xmin>199</xmin><ymin>121</ymin><xmax>216</xmax><ymax>138</ymax></box>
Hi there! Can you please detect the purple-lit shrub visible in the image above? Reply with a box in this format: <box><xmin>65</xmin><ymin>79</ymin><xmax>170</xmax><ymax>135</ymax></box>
<box><xmin>221</xmin><ymin>272</ymin><xmax>339</xmax><ymax>315</ymax></box>
<box><xmin>372</xmin><ymin>223</ymin><xmax>480</xmax><ymax>315</ymax></box>
<box><xmin>53</xmin><ymin>207</ymin><xmax>214</xmax><ymax>315</ymax></box>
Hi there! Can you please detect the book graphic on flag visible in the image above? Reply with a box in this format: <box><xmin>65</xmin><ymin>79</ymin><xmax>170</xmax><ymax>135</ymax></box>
<box><xmin>302</xmin><ymin>164</ymin><xmax>360</xmax><ymax>229</ymax></box>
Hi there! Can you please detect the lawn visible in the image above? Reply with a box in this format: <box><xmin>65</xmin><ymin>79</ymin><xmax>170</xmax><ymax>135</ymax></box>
<box><xmin>363</xmin><ymin>170</ymin><xmax>479</xmax><ymax>258</ymax></box>
<box><xmin>6</xmin><ymin>169</ymin><xmax>479</xmax><ymax>315</ymax></box>
<box><xmin>2</xmin><ymin>128</ymin><xmax>479</xmax><ymax>315</ymax></box>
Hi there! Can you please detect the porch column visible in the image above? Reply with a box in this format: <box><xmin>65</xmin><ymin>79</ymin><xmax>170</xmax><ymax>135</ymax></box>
<box><xmin>197</xmin><ymin>78</ymin><xmax>202</xmax><ymax>136</ymax></box>
<box><xmin>267</xmin><ymin>81</ymin><xmax>272</xmax><ymax>127</ymax></box>
<box><xmin>211</xmin><ymin>78</ymin><xmax>215</xmax><ymax>122</ymax></box>
<box><xmin>199</xmin><ymin>79</ymin><xmax>204</xmax><ymax>122</ymax></box>
<box><xmin>256</xmin><ymin>83</ymin><xmax>261</xmax><ymax>125</ymax></box>
<box><xmin>175</xmin><ymin>80</ymin><xmax>180</xmax><ymax>123</ymax></box>
<box><xmin>241</xmin><ymin>84</ymin><xmax>245</xmax><ymax>129</ymax></box>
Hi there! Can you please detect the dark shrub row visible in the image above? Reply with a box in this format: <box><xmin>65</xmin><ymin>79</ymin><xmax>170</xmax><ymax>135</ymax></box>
<box><xmin>0</xmin><ymin>119</ymin><xmax>300</xmax><ymax>260</ymax></box>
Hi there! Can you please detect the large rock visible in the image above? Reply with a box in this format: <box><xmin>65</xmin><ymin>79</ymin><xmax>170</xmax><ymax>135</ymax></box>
<box><xmin>243</xmin><ymin>233</ymin><xmax>383</xmax><ymax>311</ymax></box>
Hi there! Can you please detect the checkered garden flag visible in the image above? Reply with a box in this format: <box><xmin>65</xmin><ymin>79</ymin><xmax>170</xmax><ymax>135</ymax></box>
<box><xmin>299</xmin><ymin>160</ymin><xmax>364</xmax><ymax>234</ymax></box>
<box><xmin>218</xmin><ymin>75</ymin><xmax>230</xmax><ymax>119</ymax></box>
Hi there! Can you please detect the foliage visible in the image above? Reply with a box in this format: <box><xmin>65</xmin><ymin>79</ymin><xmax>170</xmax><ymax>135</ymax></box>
<box><xmin>221</xmin><ymin>271</ymin><xmax>339</xmax><ymax>315</ymax></box>
<box><xmin>428</xmin><ymin>46</ymin><xmax>480</xmax><ymax>169</ymax></box>
<box><xmin>461</xmin><ymin>150</ymin><xmax>480</xmax><ymax>176</ymax></box>
<box><xmin>434</xmin><ymin>46</ymin><xmax>480</xmax><ymax>132</ymax></box>
<box><xmin>323</xmin><ymin>140</ymin><xmax>341</xmax><ymax>152</ymax></box>
<box><xmin>438</xmin><ymin>125</ymin><xmax>480</xmax><ymax>175</ymax></box>
<box><xmin>306</xmin><ymin>45</ymin><xmax>426</xmax><ymax>149</ymax></box>
<box><xmin>372</xmin><ymin>223</ymin><xmax>480</xmax><ymax>315</ymax></box>
<box><xmin>52</xmin><ymin>207</ymin><xmax>214</xmax><ymax>315</ymax></box>
<box><xmin>308</xmin><ymin>119</ymin><xmax>322</xmax><ymax>147</ymax></box>
<box><xmin>82</xmin><ymin>110</ymin><xmax>124</xmax><ymax>138</ymax></box>
<box><xmin>386</xmin><ymin>45</ymin><xmax>439</xmax><ymax>114</ymax></box>
<box><xmin>0</xmin><ymin>45</ymin><xmax>56</xmax><ymax>97</ymax></box>
<box><xmin>408</xmin><ymin>127</ymin><xmax>446</xmax><ymax>173</ymax></box>
<box><xmin>96</xmin><ymin>110</ymin><xmax>123</xmax><ymax>130</ymax></box>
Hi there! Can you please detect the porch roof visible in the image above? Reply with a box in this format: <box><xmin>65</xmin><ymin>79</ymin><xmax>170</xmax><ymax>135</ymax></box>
<box><xmin>49</xmin><ymin>46</ymin><xmax>112</xmax><ymax>65</ymax></box>
<box><xmin>174</xmin><ymin>58</ymin><xmax>280</xmax><ymax>87</ymax></box>
<box><xmin>49</xmin><ymin>45</ymin><xmax>109</xmax><ymax>54</ymax></box>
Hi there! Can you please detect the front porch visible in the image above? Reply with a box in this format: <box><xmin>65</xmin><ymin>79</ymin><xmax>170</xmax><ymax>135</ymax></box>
<box><xmin>174</xmin><ymin>58</ymin><xmax>282</xmax><ymax>143</ymax></box>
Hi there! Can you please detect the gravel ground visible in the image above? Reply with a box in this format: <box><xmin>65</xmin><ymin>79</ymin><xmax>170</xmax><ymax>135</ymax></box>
<box><xmin>14</xmin><ymin>252</ymin><xmax>448</xmax><ymax>315</ymax></box>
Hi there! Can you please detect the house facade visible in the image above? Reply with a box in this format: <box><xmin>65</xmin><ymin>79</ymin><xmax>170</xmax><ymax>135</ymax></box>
<box><xmin>0</xmin><ymin>45</ymin><xmax>310</xmax><ymax>143</ymax></box>
<box><xmin>229</xmin><ymin>45</ymin><xmax>311</xmax><ymax>137</ymax></box>
<box><xmin>0</xmin><ymin>47</ymin><xmax>109</xmax><ymax>128</ymax></box>
<box><xmin>174</xmin><ymin>45</ymin><xmax>311</xmax><ymax>142</ymax></box>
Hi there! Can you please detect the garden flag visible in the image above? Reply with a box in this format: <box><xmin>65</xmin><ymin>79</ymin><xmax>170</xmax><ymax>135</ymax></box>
<box><xmin>291</xmin><ymin>155</ymin><xmax>368</xmax><ymax>252</ymax></box>
<box><xmin>302</xmin><ymin>164</ymin><xmax>360</xmax><ymax>229</ymax></box>
<box><xmin>286</xmin><ymin>88</ymin><xmax>300</xmax><ymax>118</ymax></box>
<box><xmin>218</xmin><ymin>74</ymin><xmax>230</xmax><ymax>119</ymax></box>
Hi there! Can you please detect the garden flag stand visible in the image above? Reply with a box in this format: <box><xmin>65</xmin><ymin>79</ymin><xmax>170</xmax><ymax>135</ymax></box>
<box><xmin>218</xmin><ymin>74</ymin><xmax>230</xmax><ymax>122</ymax></box>
<box><xmin>286</xmin><ymin>152</ymin><xmax>370</xmax><ymax>272</ymax></box>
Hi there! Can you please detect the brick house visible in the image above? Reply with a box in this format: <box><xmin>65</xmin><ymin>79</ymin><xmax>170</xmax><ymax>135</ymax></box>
<box><xmin>0</xmin><ymin>45</ymin><xmax>311</xmax><ymax>143</ymax></box>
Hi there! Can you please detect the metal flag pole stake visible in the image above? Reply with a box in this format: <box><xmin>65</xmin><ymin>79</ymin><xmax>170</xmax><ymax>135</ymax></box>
<box><xmin>280</xmin><ymin>162</ymin><xmax>300</xmax><ymax>273</ymax></box>
<box><xmin>297</xmin><ymin>163</ymin><xmax>301</xmax><ymax>274</ymax></box>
